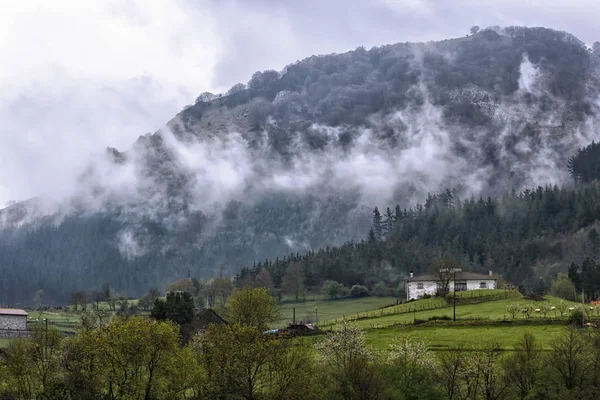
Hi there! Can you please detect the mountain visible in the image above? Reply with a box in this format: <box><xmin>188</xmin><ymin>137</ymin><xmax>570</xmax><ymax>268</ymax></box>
<box><xmin>1</xmin><ymin>26</ymin><xmax>600</xmax><ymax>305</ymax></box>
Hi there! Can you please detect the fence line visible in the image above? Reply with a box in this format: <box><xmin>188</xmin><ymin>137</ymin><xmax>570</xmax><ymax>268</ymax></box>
<box><xmin>319</xmin><ymin>290</ymin><xmax>521</xmax><ymax>327</ymax></box>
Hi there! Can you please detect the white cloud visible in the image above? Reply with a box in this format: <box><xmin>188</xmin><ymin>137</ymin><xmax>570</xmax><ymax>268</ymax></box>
<box><xmin>0</xmin><ymin>0</ymin><xmax>220</xmax><ymax>205</ymax></box>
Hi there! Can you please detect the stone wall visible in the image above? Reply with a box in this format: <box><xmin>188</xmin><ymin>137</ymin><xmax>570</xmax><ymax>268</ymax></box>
<box><xmin>0</xmin><ymin>315</ymin><xmax>27</xmax><ymax>330</ymax></box>
<box><xmin>0</xmin><ymin>329</ymin><xmax>29</xmax><ymax>338</ymax></box>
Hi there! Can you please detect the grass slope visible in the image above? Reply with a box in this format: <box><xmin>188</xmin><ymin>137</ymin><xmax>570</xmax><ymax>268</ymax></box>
<box><xmin>365</xmin><ymin>324</ymin><xmax>568</xmax><ymax>351</ymax></box>
<box><xmin>338</xmin><ymin>297</ymin><xmax>581</xmax><ymax>329</ymax></box>
<box><xmin>277</xmin><ymin>296</ymin><xmax>398</xmax><ymax>327</ymax></box>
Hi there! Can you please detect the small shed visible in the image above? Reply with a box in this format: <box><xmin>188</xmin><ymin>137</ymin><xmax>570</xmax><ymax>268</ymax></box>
<box><xmin>0</xmin><ymin>308</ymin><xmax>28</xmax><ymax>331</ymax></box>
<box><xmin>278</xmin><ymin>323</ymin><xmax>319</xmax><ymax>337</ymax></box>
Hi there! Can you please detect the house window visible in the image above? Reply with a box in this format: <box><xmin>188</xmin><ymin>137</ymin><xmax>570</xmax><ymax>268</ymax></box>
<box><xmin>454</xmin><ymin>281</ymin><xmax>467</xmax><ymax>291</ymax></box>
<box><xmin>479</xmin><ymin>282</ymin><xmax>487</xmax><ymax>289</ymax></box>
<box><xmin>417</xmin><ymin>283</ymin><xmax>424</xmax><ymax>289</ymax></box>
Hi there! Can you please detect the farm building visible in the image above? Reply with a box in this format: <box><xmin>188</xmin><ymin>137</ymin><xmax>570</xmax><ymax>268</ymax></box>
<box><xmin>264</xmin><ymin>323</ymin><xmax>319</xmax><ymax>337</ymax></box>
<box><xmin>0</xmin><ymin>308</ymin><xmax>28</xmax><ymax>337</ymax></box>
<box><xmin>191</xmin><ymin>308</ymin><xmax>227</xmax><ymax>334</ymax></box>
<box><xmin>405</xmin><ymin>271</ymin><xmax>498</xmax><ymax>301</ymax></box>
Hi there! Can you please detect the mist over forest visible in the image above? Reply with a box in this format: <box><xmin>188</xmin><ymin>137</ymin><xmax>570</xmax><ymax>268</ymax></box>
<box><xmin>2</xmin><ymin>26</ymin><xmax>600</xmax><ymax>304</ymax></box>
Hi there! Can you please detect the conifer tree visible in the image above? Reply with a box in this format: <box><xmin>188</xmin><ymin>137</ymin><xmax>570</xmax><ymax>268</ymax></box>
<box><xmin>372</xmin><ymin>207</ymin><xmax>382</xmax><ymax>239</ymax></box>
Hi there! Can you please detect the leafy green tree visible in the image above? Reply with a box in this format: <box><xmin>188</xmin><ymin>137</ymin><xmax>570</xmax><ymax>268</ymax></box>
<box><xmin>1</xmin><ymin>324</ymin><xmax>64</xmax><ymax>399</ymax></box>
<box><xmin>322</xmin><ymin>280</ymin><xmax>349</xmax><ymax>300</ymax></box>
<box><xmin>151</xmin><ymin>291</ymin><xmax>195</xmax><ymax>342</ymax></box>
<box><xmin>463</xmin><ymin>342</ymin><xmax>507</xmax><ymax>400</ymax></box>
<box><xmin>373</xmin><ymin>282</ymin><xmax>391</xmax><ymax>297</ymax></box>
<box><xmin>137</xmin><ymin>294</ymin><xmax>153</xmax><ymax>311</ymax></box>
<box><xmin>212</xmin><ymin>277</ymin><xmax>234</xmax><ymax>307</ymax></box>
<box><xmin>502</xmin><ymin>333</ymin><xmax>542</xmax><ymax>399</ymax></box>
<box><xmin>93</xmin><ymin>316</ymin><xmax>195</xmax><ymax>399</ymax></box>
<box><xmin>550</xmin><ymin>327</ymin><xmax>591</xmax><ymax>391</ymax></box>
<box><xmin>550</xmin><ymin>273</ymin><xmax>577</xmax><ymax>301</ymax></box>
<box><xmin>386</xmin><ymin>335</ymin><xmax>439</xmax><ymax>399</ymax></box>
<box><xmin>252</xmin><ymin>269</ymin><xmax>274</xmax><ymax>291</ymax></box>
<box><xmin>430</xmin><ymin>257</ymin><xmax>461</xmax><ymax>296</ymax></box>
<box><xmin>506</xmin><ymin>303</ymin><xmax>520</xmax><ymax>319</ymax></box>
<box><xmin>315</xmin><ymin>323</ymin><xmax>387</xmax><ymax>399</ymax></box>
<box><xmin>165</xmin><ymin>278</ymin><xmax>195</xmax><ymax>295</ymax></box>
<box><xmin>282</xmin><ymin>262</ymin><xmax>305</xmax><ymax>301</ymax></box>
<box><xmin>228</xmin><ymin>286</ymin><xmax>280</xmax><ymax>331</ymax></box>
<box><xmin>197</xmin><ymin>323</ymin><xmax>321</xmax><ymax>400</ymax></box>
<box><xmin>436</xmin><ymin>345</ymin><xmax>466</xmax><ymax>400</ymax></box>
<box><xmin>34</xmin><ymin>289</ymin><xmax>44</xmax><ymax>310</ymax></box>
<box><xmin>350</xmin><ymin>285</ymin><xmax>369</xmax><ymax>298</ymax></box>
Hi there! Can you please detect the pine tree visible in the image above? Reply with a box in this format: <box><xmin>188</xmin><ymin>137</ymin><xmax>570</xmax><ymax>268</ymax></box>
<box><xmin>382</xmin><ymin>207</ymin><xmax>395</xmax><ymax>236</ymax></box>
<box><xmin>394</xmin><ymin>205</ymin><xmax>402</xmax><ymax>222</ymax></box>
<box><xmin>372</xmin><ymin>207</ymin><xmax>382</xmax><ymax>239</ymax></box>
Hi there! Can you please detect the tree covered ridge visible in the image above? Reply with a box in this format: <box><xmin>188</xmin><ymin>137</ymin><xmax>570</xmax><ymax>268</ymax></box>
<box><xmin>239</xmin><ymin>178</ymin><xmax>600</xmax><ymax>295</ymax></box>
<box><xmin>183</xmin><ymin>26</ymin><xmax>597</xmax><ymax>135</ymax></box>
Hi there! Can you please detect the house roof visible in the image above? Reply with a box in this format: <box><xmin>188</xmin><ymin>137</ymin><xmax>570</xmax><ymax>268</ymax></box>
<box><xmin>406</xmin><ymin>272</ymin><xmax>498</xmax><ymax>282</ymax></box>
<box><xmin>193</xmin><ymin>308</ymin><xmax>227</xmax><ymax>331</ymax></box>
<box><xmin>0</xmin><ymin>308</ymin><xmax>28</xmax><ymax>316</ymax></box>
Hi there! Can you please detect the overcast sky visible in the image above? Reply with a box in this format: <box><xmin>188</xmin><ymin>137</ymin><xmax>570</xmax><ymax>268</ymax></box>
<box><xmin>0</xmin><ymin>0</ymin><xmax>599</xmax><ymax>205</ymax></box>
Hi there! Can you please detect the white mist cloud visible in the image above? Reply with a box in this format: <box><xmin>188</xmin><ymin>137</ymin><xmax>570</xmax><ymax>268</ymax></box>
<box><xmin>0</xmin><ymin>0</ymin><xmax>219</xmax><ymax>206</ymax></box>
<box><xmin>2</xmin><ymin>0</ymin><xmax>600</xmax><ymax>209</ymax></box>
<box><xmin>518</xmin><ymin>54</ymin><xmax>540</xmax><ymax>94</ymax></box>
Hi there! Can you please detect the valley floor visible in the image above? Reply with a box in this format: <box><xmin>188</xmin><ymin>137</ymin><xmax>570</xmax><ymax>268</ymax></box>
<box><xmin>0</xmin><ymin>291</ymin><xmax>589</xmax><ymax>353</ymax></box>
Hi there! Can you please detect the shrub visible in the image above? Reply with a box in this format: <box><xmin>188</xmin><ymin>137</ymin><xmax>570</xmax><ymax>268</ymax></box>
<box><xmin>538</xmin><ymin>302</ymin><xmax>552</xmax><ymax>318</ymax></box>
<box><xmin>428</xmin><ymin>315</ymin><xmax>452</xmax><ymax>321</ymax></box>
<box><xmin>350</xmin><ymin>285</ymin><xmax>369</xmax><ymax>298</ymax></box>
<box><xmin>396</xmin><ymin>282</ymin><xmax>406</xmax><ymax>299</ymax></box>
<box><xmin>506</xmin><ymin>303</ymin><xmax>519</xmax><ymax>319</ymax></box>
<box><xmin>556</xmin><ymin>300</ymin><xmax>568</xmax><ymax>317</ymax></box>
<box><xmin>549</xmin><ymin>273</ymin><xmax>577</xmax><ymax>301</ymax></box>
<box><xmin>521</xmin><ymin>304</ymin><xmax>534</xmax><ymax>319</ymax></box>
<box><xmin>373</xmin><ymin>282</ymin><xmax>391</xmax><ymax>297</ymax></box>
<box><xmin>568</xmin><ymin>307</ymin><xmax>588</xmax><ymax>327</ymax></box>
<box><xmin>322</xmin><ymin>280</ymin><xmax>349</xmax><ymax>300</ymax></box>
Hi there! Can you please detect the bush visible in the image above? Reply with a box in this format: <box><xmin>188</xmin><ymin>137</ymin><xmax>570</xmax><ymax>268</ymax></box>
<box><xmin>549</xmin><ymin>273</ymin><xmax>577</xmax><ymax>301</ymax></box>
<box><xmin>322</xmin><ymin>280</ymin><xmax>349</xmax><ymax>300</ymax></box>
<box><xmin>350</xmin><ymin>285</ymin><xmax>369</xmax><ymax>298</ymax></box>
<box><xmin>373</xmin><ymin>282</ymin><xmax>391</xmax><ymax>297</ymax></box>
<box><xmin>568</xmin><ymin>307</ymin><xmax>589</xmax><ymax>327</ymax></box>
<box><xmin>396</xmin><ymin>281</ymin><xmax>406</xmax><ymax>300</ymax></box>
<box><xmin>428</xmin><ymin>315</ymin><xmax>452</xmax><ymax>321</ymax></box>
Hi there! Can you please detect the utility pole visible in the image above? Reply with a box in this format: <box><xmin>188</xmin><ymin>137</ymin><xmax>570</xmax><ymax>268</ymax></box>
<box><xmin>583</xmin><ymin>285</ymin><xmax>585</xmax><ymax>327</ymax></box>
<box><xmin>453</xmin><ymin>289</ymin><xmax>456</xmax><ymax>321</ymax></box>
<box><xmin>440</xmin><ymin>267</ymin><xmax>461</xmax><ymax>321</ymax></box>
<box><xmin>453</xmin><ymin>268</ymin><xmax>461</xmax><ymax>321</ymax></box>
<box><xmin>43</xmin><ymin>318</ymin><xmax>48</xmax><ymax>365</ymax></box>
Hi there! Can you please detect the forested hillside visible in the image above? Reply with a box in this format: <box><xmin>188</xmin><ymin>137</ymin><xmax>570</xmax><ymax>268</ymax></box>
<box><xmin>2</xmin><ymin>26</ymin><xmax>600</xmax><ymax>304</ymax></box>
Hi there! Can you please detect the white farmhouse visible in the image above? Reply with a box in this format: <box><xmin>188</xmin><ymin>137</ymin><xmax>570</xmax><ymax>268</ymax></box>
<box><xmin>405</xmin><ymin>271</ymin><xmax>498</xmax><ymax>301</ymax></box>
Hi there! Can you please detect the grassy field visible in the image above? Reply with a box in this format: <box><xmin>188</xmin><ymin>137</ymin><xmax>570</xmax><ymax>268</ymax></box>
<box><xmin>319</xmin><ymin>289</ymin><xmax>523</xmax><ymax>326</ymax></box>
<box><xmin>327</xmin><ymin>296</ymin><xmax>583</xmax><ymax>329</ymax></box>
<box><xmin>277</xmin><ymin>296</ymin><xmax>398</xmax><ymax>327</ymax></box>
<box><xmin>0</xmin><ymin>292</ymin><xmax>589</xmax><ymax>352</ymax></box>
<box><xmin>25</xmin><ymin>309</ymin><xmax>87</xmax><ymax>335</ymax></box>
<box><xmin>363</xmin><ymin>324</ymin><xmax>568</xmax><ymax>351</ymax></box>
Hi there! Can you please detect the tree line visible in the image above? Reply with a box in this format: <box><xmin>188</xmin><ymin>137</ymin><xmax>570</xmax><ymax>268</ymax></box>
<box><xmin>236</xmin><ymin>181</ymin><xmax>600</xmax><ymax>299</ymax></box>
<box><xmin>3</xmin><ymin>287</ymin><xmax>600</xmax><ymax>399</ymax></box>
